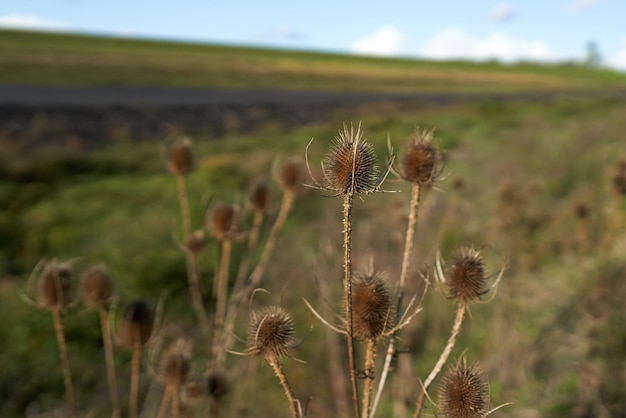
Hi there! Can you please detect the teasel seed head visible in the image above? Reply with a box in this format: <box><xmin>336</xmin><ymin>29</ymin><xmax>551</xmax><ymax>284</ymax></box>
<box><xmin>352</xmin><ymin>272</ymin><xmax>394</xmax><ymax>341</ymax></box>
<box><xmin>120</xmin><ymin>299</ymin><xmax>154</xmax><ymax>348</ymax></box>
<box><xmin>185</xmin><ymin>230</ymin><xmax>207</xmax><ymax>254</ymax></box>
<box><xmin>446</xmin><ymin>247</ymin><xmax>487</xmax><ymax>304</ymax></box>
<box><xmin>167</xmin><ymin>138</ymin><xmax>194</xmax><ymax>176</ymax></box>
<box><xmin>247</xmin><ymin>306</ymin><xmax>295</xmax><ymax>361</ymax></box>
<box><xmin>38</xmin><ymin>260</ymin><xmax>74</xmax><ymax>309</ymax></box>
<box><xmin>438</xmin><ymin>359</ymin><xmax>489</xmax><ymax>418</ymax></box>
<box><xmin>82</xmin><ymin>263</ymin><xmax>114</xmax><ymax>308</ymax></box>
<box><xmin>160</xmin><ymin>342</ymin><xmax>191</xmax><ymax>387</ymax></box>
<box><xmin>323</xmin><ymin>124</ymin><xmax>379</xmax><ymax>195</ymax></box>
<box><xmin>249</xmin><ymin>180</ymin><xmax>270</xmax><ymax>212</ymax></box>
<box><xmin>575</xmin><ymin>202</ymin><xmax>590</xmax><ymax>219</ymax></box>
<box><xmin>278</xmin><ymin>157</ymin><xmax>302</xmax><ymax>192</ymax></box>
<box><xmin>207</xmin><ymin>202</ymin><xmax>239</xmax><ymax>241</ymax></box>
<box><xmin>612</xmin><ymin>161</ymin><xmax>626</xmax><ymax>196</ymax></box>
<box><xmin>400</xmin><ymin>129</ymin><xmax>439</xmax><ymax>185</ymax></box>
<box><xmin>206</xmin><ymin>372</ymin><xmax>230</xmax><ymax>400</ymax></box>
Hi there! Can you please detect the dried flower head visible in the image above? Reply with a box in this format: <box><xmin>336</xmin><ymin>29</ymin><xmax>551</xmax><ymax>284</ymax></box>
<box><xmin>249</xmin><ymin>180</ymin><xmax>270</xmax><ymax>212</ymax></box>
<box><xmin>160</xmin><ymin>342</ymin><xmax>191</xmax><ymax>386</ymax></box>
<box><xmin>167</xmin><ymin>138</ymin><xmax>194</xmax><ymax>176</ymax></box>
<box><xmin>38</xmin><ymin>261</ymin><xmax>74</xmax><ymax>309</ymax></box>
<box><xmin>446</xmin><ymin>247</ymin><xmax>487</xmax><ymax>304</ymax></box>
<box><xmin>438</xmin><ymin>359</ymin><xmax>489</xmax><ymax>418</ymax></box>
<box><xmin>208</xmin><ymin>202</ymin><xmax>238</xmax><ymax>241</ymax></box>
<box><xmin>82</xmin><ymin>264</ymin><xmax>114</xmax><ymax>308</ymax></box>
<box><xmin>352</xmin><ymin>272</ymin><xmax>394</xmax><ymax>340</ymax></box>
<box><xmin>612</xmin><ymin>161</ymin><xmax>626</xmax><ymax>196</ymax></box>
<box><xmin>185</xmin><ymin>230</ymin><xmax>206</xmax><ymax>254</ymax></box>
<box><xmin>323</xmin><ymin>124</ymin><xmax>379</xmax><ymax>195</ymax></box>
<box><xmin>279</xmin><ymin>157</ymin><xmax>303</xmax><ymax>192</ymax></box>
<box><xmin>575</xmin><ymin>202</ymin><xmax>590</xmax><ymax>219</ymax></box>
<box><xmin>120</xmin><ymin>299</ymin><xmax>153</xmax><ymax>348</ymax></box>
<box><xmin>400</xmin><ymin>129</ymin><xmax>439</xmax><ymax>185</ymax></box>
<box><xmin>206</xmin><ymin>372</ymin><xmax>230</xmax><ymax>400</ymax></box>
<box><xmin>247</xmin><ymin>306</ymin><xmax>295</xmax><ymax>361</ymax></box>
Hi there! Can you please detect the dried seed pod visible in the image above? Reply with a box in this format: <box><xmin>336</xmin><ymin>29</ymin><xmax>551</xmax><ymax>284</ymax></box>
<box><xmin>206</xmin><ymin>372</ymin><xmax>230</xmax><ymax>400</ymax></box>
<box><xmin>38</xmin><ymin>261</ymin><xmax>74</xmax><ymax>309</ymax></box>
<box><xmin>247</xmin><ymin>306</ymin><xmax>295</xmax><ymax>361</ymax></box>
<box><xmin>185</xmin><ymin>230</ymin><xmax>207</xmax><ymax>254</ymax></box>
<box><xmin>279</xmin><ymin>157</ymin><xmax>302</xmax><ymax>192</ymax></box>
<box><xmin>323</xmin><ymin>124</ymin><xmax>378</xmax><ymax>194</ymax></box>
<box><xmin>249</xmin><ymin>180</ymin><xmax>270</xmax><ymax>212</ymax></box>
<box><xmin>82</xmin><ymin>264</ymin><xmax>114</xmax><ymax>308</ymax></box>
<box><xmin>446</xmin><ymin>247</ymin><xmax>487</xmax><ymax>304</ymax></box>
<box><xmin>612</xmin><ymin>162</ymin><xmax>626</xmax><ymax>196</ymax></box>
<box><xmin>208</xmin><ymin>202</ymin><xmax>238</xmax><ymax>241</ymax></box>
<box><xmin>120</xmin><ymin>299</ymin><xmax>154</xmax><ymax>348</ymax></box>
<box><xmin>438</xmin><ymin>359</ymin><xmax>489</xmax><ymax>418</ymax></box>
<box><xmin>168</xmin><ymin>138</ymin><xmax>194</xmax><ymax>176</ymax></box>
<box><xmin>575</xmin><ymin>202</ymin><xmax>590</xmax><ymax>219</ymax></box>
<box><xmin>352</xmin><ymin>272</ymin><xmax>394</xmax><ymax>340</ymax></box>
<box><xmin>160</xmin><ymin>344</ymin><xmax>191</xmax><ymax>386</ymax></box>
<box><xmin>400</xmin><ymin>129</ymin><xmax>439</xmax><ymax>185</ymax></box>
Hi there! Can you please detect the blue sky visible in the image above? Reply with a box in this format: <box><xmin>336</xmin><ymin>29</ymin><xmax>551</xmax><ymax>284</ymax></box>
<box><xmin>2</xmin><ymin>0</ymin><xmax>626</xmax><ymax>70</ymax></box>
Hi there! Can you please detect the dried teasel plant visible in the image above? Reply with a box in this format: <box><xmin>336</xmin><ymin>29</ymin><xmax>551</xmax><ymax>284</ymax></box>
<box><xmin>187</xmin><ymin>371</ymin><xmax>230</xmax><ymax>417</ymax></box>
<box><xmin>152</xmin><ymin>339</ymin><xmax>192</xmax><ymax>418</ymax></box>
<box><xmin>438</xmin><ymin>358</ymin><xmax>490</xmax><ymax>418</ymax></box>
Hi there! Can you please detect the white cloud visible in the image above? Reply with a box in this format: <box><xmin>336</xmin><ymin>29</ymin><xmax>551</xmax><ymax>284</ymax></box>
<box><xmin>420</xmin><ymin>27</ymin><xmax>554</xmax><ymax>63</ymax></box>
<box><xmin>253</xmin><ymin>25</ymin><xmax>305</xmax><ymax>41</ymax></box>
<box><xmin>565</xmin><ymin>0</ymin><xmax>601</xmax><ymax>13</ymax></box>
<box><xmin>489</xmin><ymin>3</ymin><xmax>517</xmax><ymax>22</ymax></box>
<box><xmin>351</xmin><ymin>25</ymin><xmax>404</xmax><ymax>57</ymax></box>
<box><xmin>605</xmin><ymin>39</ymin><xmax>626</xmax><ymax>71</ymax></box>
<box><xmin>0</xmin><ymin>13</ymin><xmax>70</xmax><ymax>31</ymax></box>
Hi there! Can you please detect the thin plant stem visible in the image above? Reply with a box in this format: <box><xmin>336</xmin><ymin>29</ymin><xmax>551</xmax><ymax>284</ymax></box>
<box><xmin>234</xmin><ymin>210</ymin><xmax>265</xmax><ymax>288</ymax></box>
<box><xmin>156</xmin><ymin>385</ymin><xmax>172</xmax><ymax>418</ymax></box>
<box><xmin>51</xmin><ymin>306</ymin><xmax>77</xmax><ymax>418</ymax></box>
<box><xmin>176</xmin><ymin>174</ymin><xmax>192</xmax><ymax>239</ymax></box>
<box><xmin>413</xmin><ymin>302</ymin><xmax>466</xmax><ymax>418</ymax></box>
<box><xmin>361</xmin><ymin>339</ymin><xmax>377</xmax><ymax>418</ymax></box>
<box><xmin>185</xmin><ymin>249</ymin><xmax>211</xmax><ymax>342</ymax></box>
<box><xmin>211</xmin><ymin>239</ymin><xmax>232</xmax><ymax>369</ymax></box>
<box><xmin>99</xmin><ymin>307</ymin><xmax>121</xmax><ymax>418</ymax></box>
<box><xmin>171</xmin><ymin>384</ymin><xmax>181</xmax><ymax>418</ymax></box>
<box><xmin>342</xmin><ymin>191</ymin><xmax>360</xmax><ymax>418</ymax></box>
<box><xmin>268</xmin><ymin>357</ymin><xmax>301</xmax><ymax>418</ymax></box>
<box><xmin>371</xmin><ymin>183</ymin><xmax>421</xmax><ymax>417</ymax></box>
<box><xmin>130</xmin><ymin>338</ymin><xmax>142</xmax><ymax>418</ymax></box>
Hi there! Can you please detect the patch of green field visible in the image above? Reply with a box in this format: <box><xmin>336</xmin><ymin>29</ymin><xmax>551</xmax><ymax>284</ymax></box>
<box><xmin>1</xmin><ymin>29</ymin><xmax>626</xmax><ymax>92</ymax></box>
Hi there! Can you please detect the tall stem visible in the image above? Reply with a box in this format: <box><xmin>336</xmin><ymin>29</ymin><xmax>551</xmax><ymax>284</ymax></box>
<box><xmin>211</xmin><ymin>239</ymin><xmax>232</xmax><ymax>369</ymax></box>
<box><xmin>156</xmin><ymin>385</ymin><xmax>172</xmax><ymax>418</ymax></box>
<box><xmin>413</xmin><ymin>302</ymin><xmax>466</xmax><ymax>418</ymax></box>
<box><xmin>361</xmin><ymin>339</ymin><xmax>377</xmax><ymax>418</ymax></box>
<box><xmin>171</xmin><ymin>384</ymin><xmax>181</xmax><ymax>418</ymax></box>
<box><xmin>99</xmin><ymin>307</ymin><xmax>120</xmax><ymax>418</ymax></box>
<box><xmin>51</xmin><ymin>307</ymin><xmax>76</xmax><ymax>418</ymax></box>
<box><xmin>176</xmin><ymin>174</ymin><xmax>192</xmax><ymax>239</ymax></box>
<box><xmin>185</xmin><ymin>250</ymin><xmax>210</xmax><ymax>341</ymax></box>
<box><xmin>130</xmin><ymin>338</ymin><xmax>142</xmax><ymax>418</ymax></box>
<box><xmin>268</xmin><ymin>357</ymin><xmax>301</xmax><ymax>418</ymax></box>
<box><xmin>343</xmin><ymin>192</ymin><xmax>360</xmax><ymax>418</ymax></box>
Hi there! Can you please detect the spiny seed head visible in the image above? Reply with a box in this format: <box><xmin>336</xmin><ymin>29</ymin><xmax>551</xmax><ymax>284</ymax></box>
<box><xmin>185</xmin><ymin>230</ymin><xmax>206</xmax><ymax>254</ymax></box>
<box><xmin>167</xmin><ymin>138</ymin><xmax>194</xmax><ymax>176</ymax></box>
<box><xmin>208</xmin><ymin>202</ymin><xmax>238</xmax><ymax>240</ymax></box>
<box><xmin>160</xmin><ymin>343</ymin><xmax>191</xmax><ymax>386</ymax></box>
<box><xmin>323</xmin><ymin>124</ymin><xmax>379</xmax><ymax>195</ymax></box>
<box><xmin>279</xmin><ymin>157</ymin><xmax>302</xmax><ymax>191</ymax></box>
<box><xmin>82</xmin><ymin>264</ymin><xmax>114</xmax><ymax>308</ymax></box>
<box><xmin>249</xmin><ymin>180</ymin><xmax>270</xmax><ymax>212</ymax></box>
<box><xmin>613</xmin><ymin>167</ymin><xmax>626</xmax><ymax>196</ymax></box>
<box><xmin>575</xmin><ymin>202</ymin><xmax>590</xmax><ymax>219</ymax></box>
<box><xmin>438</xmin><ymin>359</ymin><xmax>489</xmax><ymax>418</ymax></box>
<box><xmin>400</xmin><ymin>129</ymin><xmax>439</xmax><ymax>185</ymax></box>
<box><xmin>247</xmin><ymin>306</ymin><xmax>295</xmax><ymax>361</ymax></box>
<box><xmin>120</xmin><ymin>299</ymin><xmax>153</xmax><ymax>348</ymax></box>
<box><xmin>352</xmin><ymin>272</ymin><xmax>394</xmax><ymax>341</ymax></box>
<box><xmin>446</xmin><ymin>247</ymin><xmax>487</xmax><ymax>304</ymax></box>
<box><xmin>206</xmin><ymin>372</ymin><xmax>230</xmax><ymax>400</ymax></box>
<box><xmin>38</xmin><ymin>261</ymin><xmax>74</xmax><ymax>309</ymax></box>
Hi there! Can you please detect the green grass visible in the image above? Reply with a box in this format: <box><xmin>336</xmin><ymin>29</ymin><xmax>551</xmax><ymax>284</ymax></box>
<box><xmin>2</xmin><ymin>29</ymin><xmax>626</xmax><ymax>92</ymax></box>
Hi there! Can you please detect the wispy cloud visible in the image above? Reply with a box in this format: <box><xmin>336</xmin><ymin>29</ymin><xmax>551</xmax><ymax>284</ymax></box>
<box><xmin>251</xmin><ymin>25</ymin><xmax>305</xmax><ymax>41</ymax></box>
<box><xmin>489</xmin><ymin>3</ymin><xmax>517</xmax><ymax>22</ymax></box>
<box><xmin>420</xmin><ymin>27</ymin><xmax>553</xmax><ymax>63</ymax></box>
<box><xmin>0</xmin><ymin>13</ymin><xmax>71</xmax><ymax>31</ymax></box>
<box><xmin>351</xmin><ymin>25</ymin><xmax>404</xmax><ymax>57</ymax></box>
<box><xmin>565</xmin><ymin>0</ymin><xmax>601</xmax><ymax>13</ymax></box>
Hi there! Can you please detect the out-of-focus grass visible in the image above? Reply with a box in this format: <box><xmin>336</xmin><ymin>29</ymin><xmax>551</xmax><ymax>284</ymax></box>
<box><xmin>2</xmin><ymin>29</ymin><xmax>626</xmax><ymax>92</ymax></box>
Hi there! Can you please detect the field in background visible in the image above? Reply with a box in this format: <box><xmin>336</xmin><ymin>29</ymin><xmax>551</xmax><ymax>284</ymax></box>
<box><xmin>0</xmin><ymin>29</ymin><xmax>625</xmax><ymax>418</ymax></box>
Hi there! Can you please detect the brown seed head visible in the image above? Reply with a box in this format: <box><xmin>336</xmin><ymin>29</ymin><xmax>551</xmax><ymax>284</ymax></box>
<box><xmin>167</xmin><ymin>138</ymin><xmax>194</xmax><ymax>176</ymax></box>
<box><xmin>438</xmin><ymin>359</ymin><xmax>489</xmax><ymax>418</ymax></box>
<box><xmin>249</xmin><ymin>180</ymin><xmax>270</xmax><ymax>212</ymax></box>
<box><xmin>208</xmin><ymin>202</ymin><xmax>238</xmax><ymax>240</ymax></box>
<box><xmin>279</xmin><ymin>157</ymin><xmax>302</xmax><ymax>191</ymax></box>
<box><xmin>247</xmin><ymin>306</ymin><xmax>295</xmax><ymax>361</ymax></box>
<box><xmin>352</xmin><ymin>272</ymin><xmax>394</xmax><ymax>340</ymax></box>
<box><xmin>82</xmin><ymin>264</ymin><xmax>114</xmax><ymax>308</ymax></box>
<box><xmin>400</xmin><ymin>129</ymin><xmax>439</xmax><ymax>185</ymax></box>
<box><xmin>38</xmin><ymin>261</ymin><xmax>74</xmax><ymax>309</ymax></box>
<box><xmin>185</xmin><ymin>230</ymin><xmax>207</xmax><ymax>254</ymax></box>
<box><xmin>160</xmin><ymin>342</ymin><xmax>191</xmax><ymax>387</ymax></box>
<box><xmin>446</xmin><ymin>247</ymin><xmax>487</xmax><ymax>304</ymax></box>
<box><xmin>612</xmin><ymin>168</ymin><xmax>626</xmax><ymax>196</ymax></box>
<box><xmin>575</xmin><ymin>202</ymin><xmax>590</xmax><ymax>219</ymax></box>
<box><xmin>120</xmin><ymin>299</ymin><xmax>153</xmax><ymax>348</ymax></box>
<box><xmin>323</xmin><ymin>124</ymin><xmax>379</xmax><ymax>194</ymax></box>
<box><xmin>206</xmin><ymin>372</ymin><xmax>230</xmax><ymax>400</ymax></box>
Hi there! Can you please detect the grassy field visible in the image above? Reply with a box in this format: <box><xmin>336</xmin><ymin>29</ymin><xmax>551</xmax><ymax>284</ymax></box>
<box><xmin>1</xmin><ymin>30</ymin><xmax>625</xmax><ymax>418</ymax></box>
<box><xmin>2</xmin><ymin>28</ymin><xmax>626</xmax><ymax>92</ymax></box>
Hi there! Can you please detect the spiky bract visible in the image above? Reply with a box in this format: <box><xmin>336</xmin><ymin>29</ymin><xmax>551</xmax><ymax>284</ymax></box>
<box><xmin>82</xmin><ymin>264</ymin><xmax>114</xmax><ymax>308</ymax></box>
<box><xmin>247</xmin><ymin>306</ymin><xmax>295</xmax><ymax>361</ymax></box>
<box><xmin>120</xmin><ymin>299</ymin><xmax>153</xmax><ymax>348</ymax></box>
<box><xmin>446</xmin><ymin>247</ymin><xmax>487</xmax><ymax>304</ymax></box>
<box><xmin>38</xmin><ymin>261</ymin><xmax>74</xmax><ymax>309</ymax></box>
<box><xmin>352</xmin><ymin>272</ymin><xmax>394</xmax><ymax>340</ymax></box>
<box><xmin>400</xmin><ymin>129</ymin><xmax>438</xmax><ymax>185</ymax></box>
<box><xmin>323</xmin><ymin>124</ymin><xmax>378</xmax><ymax>195</ymax></box>
<box><xmin>168</xmin><ymin>138</ymin><xmax>194</xmax><ymax>176</ymax></box>
<box><xmin>438</xmin><ymin>359</ymin><xmax>489</xmax><ymax>418</ymax></box>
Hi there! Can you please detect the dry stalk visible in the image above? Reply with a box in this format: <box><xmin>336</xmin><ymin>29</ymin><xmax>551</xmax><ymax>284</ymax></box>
<box><xmin>99</xmin><ymin>307</ymin><xmax>121</xmax><ymax>418</ymax></box>
<box><xmin>156</xmin><ymin>385</ymin><xmax>172</xmax><ymax>418</ymax></box>
<box><xmin>211</xmin><ymin>238</ymin><xmax>233</xmax><ymax>368</ymax></box>
<box><xmin>268</xmin><ymin>357</ymin><xmax>302</xmax><ymax>418</ymax></box>
<box><xmin>176</xmin><ymin>174</ymin><xmax>192</xmax><ymax>239</ymax></box>
<box><xmin>130</xmin><ymin>337</ymin><xmax>142</xmax><ymax>418</ymax></box>
<box><xmin>361</xmin><ymin>339</ymin><xmax>377</xmax><ymax>418</ymax></box>
<box><xmin>184</xmin><ymin>249</ymin><xmax>211</xmax><ymax>341</ymax></box>
<box><xmin>51</xmin><ymin>306</ymin><xmax>77</xmax><ymax>418</ymax></box>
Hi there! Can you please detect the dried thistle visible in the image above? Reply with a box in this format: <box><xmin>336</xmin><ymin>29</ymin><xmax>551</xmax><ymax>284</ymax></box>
<box><xmin>167</xmin><ymin>138</ymin><xmax>194</xmax><ymax>176</ymax></box>
<box><xmin>208</xmin><ymin>202</ymin><xmax>239</xmax><ymax>241</ymax></box>
<box><xmin>352</xmin><ymin>272</ymin><xmax>394</xmax><ymax>341</ymax></box>
<box><xmin>279</xmin><ymin>157</ymin><xmax>303</xmax><ymax>192</ymax></box>
<box><xmin>120</xmin><ymin>299</ymin><xmax>154</xmax><ymax>348</ymax></box>
<box><xmin>438</xmin><ymin>359</ymin><xmax>489</xmax><ymax>418</ymax></box>
<box><xmin>446</xmin><ymin>247</ymin><xmax>487</xmax><ymax>304</ymax></box>
<box><xmin>185</xmin><ymin>230</ymin><xmax>207</xmax><ymax>254</ymax></box>
<box><xmin>247</xmin><ymin>306</ymin><xmax>295</xmax><ymax>361</ymax></box>
<box><xmin>249</xmin><ymin>180</ymin><xmax>270</xmax><ymax>212</ymax></box>
<box><xmin>38</xmin><ymin>261</ymin><xmax>74</xmax><ymax>309</ymax></box>
<box><xmin>160</xmin><ymin>347</ymin><xmax>191</xmax><ymax>387</ymax></box>
<box><xmin>612</xmin><ymin>161</ymin><xmax>626</xmax><ymax>196</ymax></box>
<box><xmin>82</xmin><ymin>264</ymin><xmax>114</xmax><ymax>308</ymax></box>
<box><xmin>399</xmin><ymin>129</ymin><xmax>439</xmax><ymax>185</ymax></box>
